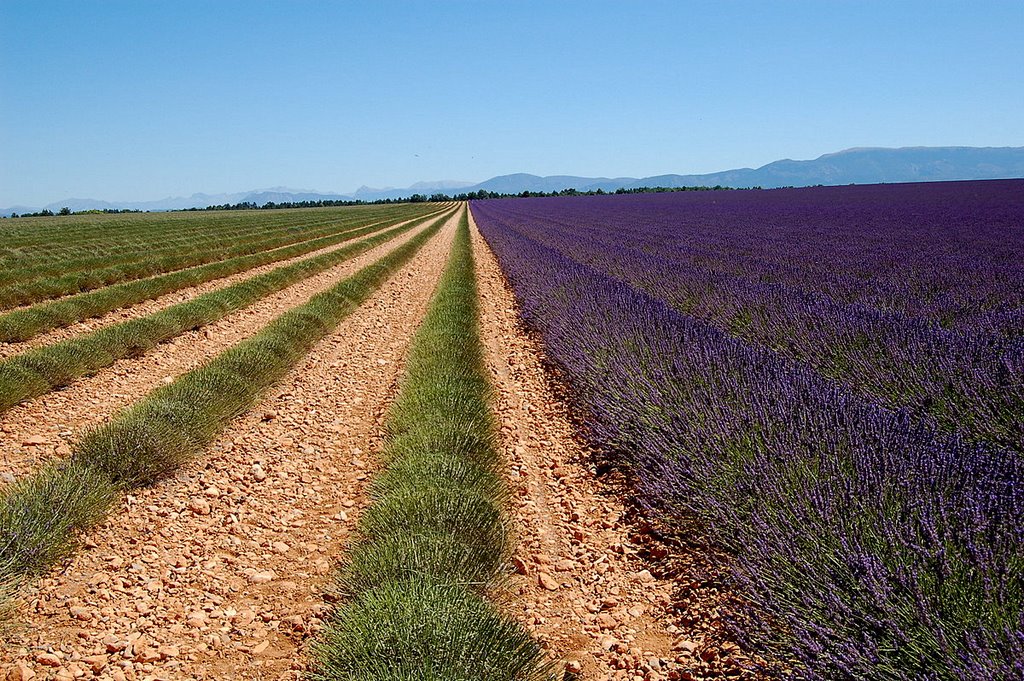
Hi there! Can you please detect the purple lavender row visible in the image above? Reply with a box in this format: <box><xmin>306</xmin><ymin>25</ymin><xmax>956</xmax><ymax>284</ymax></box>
<box><xmin>473</xmin><ymin>190</ymin><xmax>1023</xmax><ymax>451</ymax></box>
<box><xmin>483</xmin><ymin>181</ymin><xmax>1024</xmax><ymax>340</ymax></box>
<box><xmin>473</xmin><ymin>202</ymin><xmax>1024</xmax><ymax>679</ymax></box>
<box><xmin>485</xmin><ymin>201</ymin><xmax>1022</xmax><ymax>343</ymax></box>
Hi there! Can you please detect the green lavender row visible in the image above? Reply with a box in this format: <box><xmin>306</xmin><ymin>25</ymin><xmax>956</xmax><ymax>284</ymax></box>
<box><xmin>0</xmin><ymin>204</ymin><xmax>390</xmax><ymax>264</ymax></box>
<box><xmin>0</xmin><ymin>205</ymin><xmax>429</xmax><ymax>290</ymax></box>
<box><xmin>0</xmin><ymin>205</ymin><xmax>447</xmax><ymax>342</ymax></box>
<box><xmin>311</xmin><ymin>208</ymin><xmax>551</xmax><ymax>681</ymax></box>
<box><xmin>0</xmin><ymin>205</ymin><xmax>452</xmax><ymax>616</ymax></box>
<box><xmin>0</xmin><ymin>205</ymin><xmax>438</xmax><ymax>309</ymax></box>
<box><xmin>0</xmin><ymin>210</ymin><xmax>383</xmax><ymax>289</ymax></box>
<box><xmin>0</xmin><ymin>207</ymin><xmax>456</xmax><ymax>412</ymax></box>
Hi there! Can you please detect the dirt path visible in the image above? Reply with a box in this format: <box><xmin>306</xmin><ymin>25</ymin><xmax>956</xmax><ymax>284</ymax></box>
<box><xmin>470</xmin><ymin>213</ymin><xmax>692</xmax><ymax>681</ymax></box>
<box><xmin>0</xmin><ymin>209</ymin><xmax>448</xmax><ymax>362</ymax></box>
<box><xmin>0</xmin><ymin>208</ymin><xmax>453</xmax><ymax>483</ymax></box>
<box><xmin>0</xmin><ymin>209</ymin><xmax>460</xmax><ymax>681</ymax></box>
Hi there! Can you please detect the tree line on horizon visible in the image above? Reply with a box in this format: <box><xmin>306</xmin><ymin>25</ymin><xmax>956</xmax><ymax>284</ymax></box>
<box><xmin>6</xmin><ymin>207</ymin><xmax>144</xmax><ymax>219</ymax></box>
<box><xmin>3</xmin><ymin>184</ymin><xmax>745</xmax><ymax>219</ymax></box>
<box><xmin>185</xmin><ymin>184</ymin><xmax>743</xmax><ymax>212</ymax></box>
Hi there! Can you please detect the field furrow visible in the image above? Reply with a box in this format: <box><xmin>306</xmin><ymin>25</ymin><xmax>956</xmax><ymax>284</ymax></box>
<box><xmin>470</xmin><ymin>218</ymin><xmax>703</xmax><ymax>679</ymax></box>
<box><xmin>0</xmin><ymin>206</ymin><xmax>438</xmax><ymax>310</ymax></box>
<box><xmin>0</xmin><ymin>210</ymin><xmax>348</xmax><ymax>256</ymax></box>
<box><xmin>0</xmin><ymin>217</ymin><xmax>344</xmax><ymax>290</ymax></box>
<box><xmin>0</xmin><ymin>210</ymin><xmax>460</xmax><ymax>680</ymax></box>
<box><xmin>309</xmin><ymin>209</ymin><xmax>549</xmax><ymax>680</ymax></box>
<box><xmin>0</xmin><ymin>209</ymin><xmax>453</xmax><ymax>482</ymax></box>
<box><xmin>0</xmin><ymin>208</ymin><xmax>447</xmax><ymax>358</ymax></box>
<box><xmin>0</xmin><ymin>208</ymin><xmax>455</xmax><ymax>415</ymax></box>
<box><xmin>0</xmin><ymin>207</ymin><xmax>427</xmax><ymax>286</ymax></box>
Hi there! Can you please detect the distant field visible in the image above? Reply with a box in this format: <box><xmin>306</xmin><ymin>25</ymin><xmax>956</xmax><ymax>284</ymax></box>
<box><xmin>1</xmin><ymin>184</ymin><xmax>1021</xmax><ymax>680</ymax></box>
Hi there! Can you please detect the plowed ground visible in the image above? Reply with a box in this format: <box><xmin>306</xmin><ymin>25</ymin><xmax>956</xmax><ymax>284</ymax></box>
<box><xmin>2</xmin><ymin>210</ymin><xmax>729</xmax><ymax>681</ymax></box>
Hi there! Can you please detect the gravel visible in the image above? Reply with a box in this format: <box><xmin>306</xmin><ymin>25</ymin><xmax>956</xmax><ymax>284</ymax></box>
<box><xmin>471</xmin><ymin>214</ymin><xmax>684</xmax><ymax>680</ymax></box>
<box><xmin>0</xmin><ymin>213</ymin><xmax>447</xmax><ymax>484</ymax></box>
<box><xmin>0</xmin><ymin>213</ymin><xmax>459</xmax><ymax>680</ymax></box>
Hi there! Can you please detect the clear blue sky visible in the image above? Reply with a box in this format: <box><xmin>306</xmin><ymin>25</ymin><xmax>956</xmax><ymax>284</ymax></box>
<box><xmin>1</xmin><ymin>1</ymin><xmax>1022</xmax><ymax>206</ymax></box>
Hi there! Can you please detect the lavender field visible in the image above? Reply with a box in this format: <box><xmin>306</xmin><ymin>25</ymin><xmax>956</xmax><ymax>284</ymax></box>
<box><xmin>472</xmin><ymin>180</ymin><xmax>1024</xmax><ymax>679</ymax></box>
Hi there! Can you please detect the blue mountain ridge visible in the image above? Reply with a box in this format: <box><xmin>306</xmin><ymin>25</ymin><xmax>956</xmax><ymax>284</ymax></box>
<box><xmin>6</xmin><ymin>146</ymin><xmax>1023</xmax><ymax>214</ymax></box>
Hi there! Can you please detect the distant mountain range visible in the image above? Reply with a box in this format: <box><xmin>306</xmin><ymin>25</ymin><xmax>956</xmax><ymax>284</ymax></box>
<box><xmin>5</xmin><ymin>146</ymin><xmax>1023</xmax><ymax>214</ymax></box>
<box><xmin>464</xmin><ymin>146</ymin><xmax>1024</xmax><ymax>195</ymax></box>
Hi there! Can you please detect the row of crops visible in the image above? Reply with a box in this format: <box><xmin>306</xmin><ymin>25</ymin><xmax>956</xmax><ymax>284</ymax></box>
<box><xmin>0</xmin><ymin>203</ymin><xmax>455</xmax><ymax>608</ymax></box>
<box><xmin>0</xmin><ymin>210</ymin><xmax>424</xmax><ymax>342</ymax></box>
<box><xmin>0</xmin><ymin>203</ymin><xmax>438</xmax><ymax>308</ymax></box>
<box><xmin>2</xmin><ymin>203</ymin><xmax>557</xmax><ymax>678</ymax></box>
<box><xmin>474</xmin><ymin>182</ymin><xmax>1023</xmax><ymax>450</ymax></box>
<box><xmin>312</xmin><ymin>210</ymin><xmax>550</xmax><ymax>680</ymax></box>
<box><xmin>0</xmin><ymin>210</ymin><xmax>449</xmax><ymax>410</ymax></box>
<box><xmin>471</xmin><ymin>180</ymin><xmax>1024</xmax><ymax>679</ymax></box>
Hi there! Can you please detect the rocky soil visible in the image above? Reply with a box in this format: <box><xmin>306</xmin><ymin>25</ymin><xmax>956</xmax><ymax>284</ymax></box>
<box><xmin>2</xmin><ymin>207</ymin><xmax>766</xmax><ymax>680</ymax></box>
<box><xmin>0</xmin><ymin>209</ymin><xmax>449</xmax><ymax>363</ymax></box>
<box><xmin>471</xmin><ymin>213</ymin><xmax>765</xmax><ymax>681</ymax></box>
<box><xmin>0</xmin><ymin>210</ymin><xmax>451</xmax><ymax>484</ymax></box>
<box><xmin>0</xmin><ymin>212</ymin><xmax>458</xmax><ymax>680</ymax></box>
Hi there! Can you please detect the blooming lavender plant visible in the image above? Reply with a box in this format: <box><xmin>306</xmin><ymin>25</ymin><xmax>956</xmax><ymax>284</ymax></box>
<box><xmin>473</xmin><ymin>182</ymin><xmax>1024</xmax><ymax>451</ymax></box>
<box><xmin>472</xmin><ymin>182</ymin><xmax>1024</xmax><ymax>679</ymax></box>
